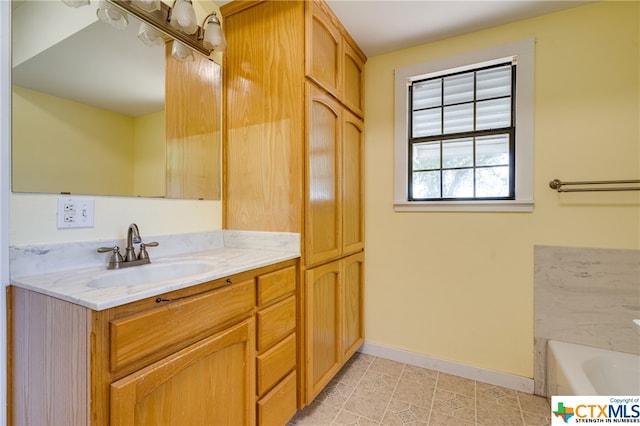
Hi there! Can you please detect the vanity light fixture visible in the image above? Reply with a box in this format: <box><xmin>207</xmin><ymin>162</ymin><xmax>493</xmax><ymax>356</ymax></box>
<box><xmin>96</xmin><ymin>0</ymin><xmax>129</xmax><ymax>30</ymax></box>
<box><xmin>109</xmin><ymin>0</ymin><xmax>218</xmax><ymax>57</ymax></box>
<box><xmin>60</xmin><ymin>0</ymin><xmax>226</xmax><ymax>58</ymax></box>
<box><xmin>199</xmin><ymin>12</ymin><xmax>226</xmax><ymax>52</ymax></box>
<box><xmin>168</xmin><ymin>0</ymin><xmax>198</xmax><ymax>35</ymax></box>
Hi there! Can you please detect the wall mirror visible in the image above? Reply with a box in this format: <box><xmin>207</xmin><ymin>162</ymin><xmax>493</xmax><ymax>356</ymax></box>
<box><xmin>11</xmin><ymin>0</ymin><xmax>222</xmax><ymax>200</ymax></box>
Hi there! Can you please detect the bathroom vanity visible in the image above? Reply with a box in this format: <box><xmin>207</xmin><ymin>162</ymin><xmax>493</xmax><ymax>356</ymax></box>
<box><xmin>8</xmin><ymin>232</ymin><xmax>300</xmax><ymax>426</ymax></box>
<box><xmin>8</xmin><ymin>0</ymin><xmax>367</xmax><ymax>422</ymax></box>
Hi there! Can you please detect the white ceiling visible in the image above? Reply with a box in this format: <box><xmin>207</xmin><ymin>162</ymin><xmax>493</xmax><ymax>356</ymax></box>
<box><xmin>12</xmin><ymin>1</ymin><xmax>165</xmax><ymax>117</ymax></box>
<box><xmin>322</xmin><ymin>0</ymin><xmax>594</xmax><ymax>57</ymax></box>
<box><xmin>12</xmin><ymin>16</ymin><xmax>165</xmax><ymax>117</ymax></box>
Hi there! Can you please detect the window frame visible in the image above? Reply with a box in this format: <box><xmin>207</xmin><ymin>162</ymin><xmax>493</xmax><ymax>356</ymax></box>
<box><xmin>394</xmin><ymin>39</ymin><xmax>534</xmax><ymax>212</ymax></box>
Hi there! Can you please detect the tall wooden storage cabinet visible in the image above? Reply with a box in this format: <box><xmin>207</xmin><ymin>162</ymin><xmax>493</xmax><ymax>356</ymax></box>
<box><xmin>222</xmin><ymin>0</ymin><xmax>366</xmax><ymax>407</ymax></box>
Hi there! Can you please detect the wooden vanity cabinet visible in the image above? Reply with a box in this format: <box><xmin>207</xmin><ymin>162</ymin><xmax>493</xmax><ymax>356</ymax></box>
<box><xmin>9</xmin><ymin>259</ymin><xmax>298</xmax><ymax>426</ymax></box>
<box><xmin>222</xmin><ymin>0</ymin><xmax>366</xmax><ymax>408</ymax></box>
<box><xmin>305</xmin><ymin>252</ymin><xmax>364</xmax><ymax>400</ymax></box>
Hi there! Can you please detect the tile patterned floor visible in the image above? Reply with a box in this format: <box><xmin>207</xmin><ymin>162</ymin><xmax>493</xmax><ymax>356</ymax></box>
<box><xmin>289</xmin><ymin>353</ymin><xmax>551</xmax><ymax>426</ymax></box>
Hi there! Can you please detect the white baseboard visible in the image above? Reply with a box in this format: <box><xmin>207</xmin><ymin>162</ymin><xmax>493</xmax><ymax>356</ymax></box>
<box><xmin>359</xmin><ymin>341</ymin><xmax>534</xmax><ymax>394</ymax></box>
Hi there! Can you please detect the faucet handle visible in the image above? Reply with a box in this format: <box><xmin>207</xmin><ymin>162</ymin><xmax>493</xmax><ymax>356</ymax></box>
<box><xmin>138</xmin><ymin>241</ymin><xmax>159</xmax><ymax>260</ymax></box>
<box><xmin>97</xmin><ymin>246</ymin><xmax>124</xmax><ymax>269</ymax></box>
<box><xmin>97</xmin><ymin>245</ymin><xmax>122</xmax><ymax>255</ymax></box>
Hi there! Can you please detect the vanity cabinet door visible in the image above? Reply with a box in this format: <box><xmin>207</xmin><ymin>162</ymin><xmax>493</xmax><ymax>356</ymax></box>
<box><xmin>342</xmin><ymin>40</ymin><xmax>365</xmax><ymax>117</ymax></box>
<box><xmin>304</xmin><ymin>253</ymin><xmax>364</xmax><ymax>404</ymax></box>
<box><xmin>110</xmin><ymin>318</ymin><xmax>256</xmax><ymax>426</ymax></box>
<box><xmin>342</xmin><ymin>110</ymin><xmax>364</xmax><ymax>256</ymax></box>
<box><xmin>305</xmin><ymin>260</ymin><xmax>342</xmax><ymax>401</ymax></box>
<box><xmin>342</xmin><ymin>252</ymin><xmax>364</xmax><ymax>361</ymax></box>
<box><xmin>305</xmin><ymin>84</ymin><xmax>342</xmax><ymax>267</ymax></box>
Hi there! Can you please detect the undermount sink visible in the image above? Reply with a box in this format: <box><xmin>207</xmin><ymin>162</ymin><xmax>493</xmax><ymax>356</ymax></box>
<box><xmin>87</xmin><ymin>259</ymin><xmax>217</xmax><ymax>288</ymax></box>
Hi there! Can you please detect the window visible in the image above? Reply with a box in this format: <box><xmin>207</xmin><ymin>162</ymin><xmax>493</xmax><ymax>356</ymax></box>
<box><xmin>410</xmin><ymin>63</ymin><xmax>515</xmax><ymax>200</ymax></box>
<box><xmin>394</xmin><ymin>39</ymin><xmax>534</xmax><ymax>212</ymax></box>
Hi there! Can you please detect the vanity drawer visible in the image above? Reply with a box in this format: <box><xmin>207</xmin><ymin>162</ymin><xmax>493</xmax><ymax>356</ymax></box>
<box><xmin>256</xmin><ymin>332</ymin><xmax>296</xmax><ymax>396</ymax></box>
<box><xmin>257</xmin><ymin>266</ymin><xmax>296</xmax><ymax>306</ymax></box>
<box><xmin>256</xmin><ymin>295</ymin><xmax>296</xmax><ymax>352</ymax></box>
<box><xmin>257</xmin><ymin>371</ymin><xmax>297</xmax><ymax>426</ymax></box>
<box><xmin>110</xmin><ymin>279</ymin><xmax>255</xmax><ymax>372</ymax></box>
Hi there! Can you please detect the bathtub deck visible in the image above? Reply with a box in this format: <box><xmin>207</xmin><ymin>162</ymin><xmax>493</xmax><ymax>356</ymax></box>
<box><xmin>547</xmin><ymin>340</ymin><xmax>640</xmax><ymax>396</ymax></box>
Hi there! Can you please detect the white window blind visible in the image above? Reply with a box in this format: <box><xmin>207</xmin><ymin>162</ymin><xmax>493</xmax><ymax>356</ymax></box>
<box><xmin>408</xmin><ymin>63</ymin><xmax>515</xmax><ymax>201</ymax></box>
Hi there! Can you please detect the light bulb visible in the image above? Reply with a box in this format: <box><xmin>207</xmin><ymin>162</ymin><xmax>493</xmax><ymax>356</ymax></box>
<box><xmin>203</xmin><ymin>18</ymin><xmax>226</xmax><ymax>52</ymax></box>
<box><xmin>138</xmin><ymin>23</ymin><xmax>165</xmax><ymax>47</ymax></box>
<box><xmin>171</xmin><ymin>41</ymin><xmax>194</xmax><ymax>62</ymax></box>
<box><xmin>169</xmin><ymin>0</ymin><xmax>198</xmax><ymax>35</ymax></box>
<box><xmin>97</xmin><ymin>0</ymin><xmax>129</xmax><ymax>30</ymax></box>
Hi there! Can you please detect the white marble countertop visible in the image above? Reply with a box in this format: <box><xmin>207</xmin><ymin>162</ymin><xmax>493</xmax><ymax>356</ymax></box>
<box><xmin>10</xmin><ymin>230</ymin><xmax>300</xmax><ymax>311</ymax></box>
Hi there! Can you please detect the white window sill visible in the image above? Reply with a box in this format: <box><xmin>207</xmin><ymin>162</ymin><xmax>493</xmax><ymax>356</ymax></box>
<box><xmin>394</xmin><ymin>200</ymin><xmax>534</xmax><ymax>212</ymax></box>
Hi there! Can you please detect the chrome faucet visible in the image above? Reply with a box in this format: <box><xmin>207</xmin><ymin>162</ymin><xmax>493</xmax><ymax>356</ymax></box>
<box><xmin>125</xmin><ymin>223</ymin><xmax>142</xmax><ymax>262</ymax></box>
<box><xmin>97</xmin><ymin>223</ymin><xmax>159</xmax><ymax>269</ymax></box>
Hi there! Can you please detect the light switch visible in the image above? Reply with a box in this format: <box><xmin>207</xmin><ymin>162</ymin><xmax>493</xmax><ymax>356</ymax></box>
<box><xmin>57</xmin><ymin>197</ymin><xmax>94</xmax><ymax>228</ymax></box>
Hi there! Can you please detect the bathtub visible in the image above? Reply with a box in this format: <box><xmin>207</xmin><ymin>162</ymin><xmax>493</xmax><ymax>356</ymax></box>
<box><xmin>547</xmin><ymin>340</ymin><xmax>640</xmax><ymax>396</ymax></box>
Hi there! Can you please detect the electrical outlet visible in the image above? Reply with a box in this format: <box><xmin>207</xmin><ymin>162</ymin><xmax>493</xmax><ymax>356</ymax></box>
<box><xmin>57</xmin><ymin>197</ymin><xmax>95</xmax><ymax>228</ymax></box>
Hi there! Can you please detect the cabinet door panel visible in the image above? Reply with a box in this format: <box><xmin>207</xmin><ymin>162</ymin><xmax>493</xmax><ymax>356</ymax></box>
<box><xmin>305</xmin><ymin>261</ymin><xmax>341</xmax><ymax>401</ymax></box>
<box><xmin>343</xmin><ymin>41</ymin><xmax>365</xmax><ymax>117</ymax></box>
<box><xmin>306</xmin><ymin>2</ymin><xmax>341</xmax><ymax>96</ymax></box>
<box><xmin>111</xmin><ymin>319</ymin><xmax>256</xmax><ymax>426</ymax></box>
<box><xmin>342</xmin><ymin>110</ymin><xmax>364</xmax><ymax>255</ymax></box>
<box><xmin>342</xmin><ymin>252</ymin><xmax>364</xmax><ymax>361</ymax></box>
<box><xmin>306</xmin><ymin>84</ymin><xmax>342</xmax><ymax>266</ymax></box>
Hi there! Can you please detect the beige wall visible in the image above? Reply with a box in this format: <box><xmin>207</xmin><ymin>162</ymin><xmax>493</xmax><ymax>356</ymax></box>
<box><xmin>12</xmin><ymin>86</ymin><xmax>136</xmax><ymax>196</ymax></box>
<box><xmin>363</xmin><ymin>1</ymin><xmax>639</xmax><ymax>378</ymax></box>
<box><xmin>10</xmin><ymin>193</ymin><xmax>222</xmax><ymax>246</ymax></box>
<box><xmin>12</xmin><ymin>86</ymin><xmax>167</xmax><ymax>198</ymax></box>
<box><xmin>134</xmin><ymin>110</ymin><xmax>166</xmax><ymax>197</ymax></box>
